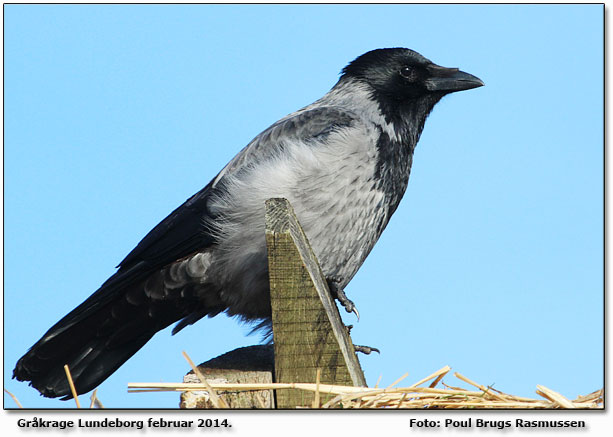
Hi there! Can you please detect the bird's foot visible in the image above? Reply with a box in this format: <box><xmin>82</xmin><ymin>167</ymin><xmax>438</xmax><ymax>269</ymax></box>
<box><xmin>345</xmin><ymin>325</ymin><xmax>379</xmax><ymax>354</ymax></box>
<box><xmin>353</xmin><ymin>345</ymin><xmax>380</xmax><ymax>355</ymax></box>
<box><xmin>327</xmin><ymin>279</ymin><xmax>359</xmax><ymax>320</ymax></box>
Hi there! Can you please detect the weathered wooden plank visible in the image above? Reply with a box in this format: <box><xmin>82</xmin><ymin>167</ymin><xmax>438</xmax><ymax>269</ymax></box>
<box><xmin>180</xmin><ymin>345</ymin><xmax>274</xmax><ymax>409</ymax></box>
<box><xmin>265</xmin><ymin>198</ymin><xmax>366</xmax><ymax>408</ymax></box>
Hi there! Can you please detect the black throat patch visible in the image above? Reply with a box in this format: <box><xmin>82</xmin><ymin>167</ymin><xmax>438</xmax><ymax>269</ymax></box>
<box><xmin>372</xmin><ymin>92</ymin><xmax>443</xmax><ymax>232</ymax></box>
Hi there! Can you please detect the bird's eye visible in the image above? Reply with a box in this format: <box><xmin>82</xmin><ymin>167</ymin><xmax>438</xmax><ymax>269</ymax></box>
<box><xmin>400</xmin><ymin>66</ymin><xmax>416</xmax><ymax>79</ymax></box>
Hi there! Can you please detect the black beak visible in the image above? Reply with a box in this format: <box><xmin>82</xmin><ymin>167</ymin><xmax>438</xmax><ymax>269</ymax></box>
<box><xmin>424</xmin><ymin>64</ymin><xmax>484</xmax><ymax>93</ymax></box>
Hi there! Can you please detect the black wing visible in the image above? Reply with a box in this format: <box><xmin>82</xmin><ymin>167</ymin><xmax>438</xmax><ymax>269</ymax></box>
<box><xmin>116</xmin><ymin>181</ymin><xmax>216</xmax><ymax>271</ymax></box>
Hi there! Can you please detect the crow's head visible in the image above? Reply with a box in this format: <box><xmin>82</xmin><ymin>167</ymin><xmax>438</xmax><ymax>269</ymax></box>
<box><xmin>341</xmin><ymin>47</ymin><xmax>483</xmax><ymax>102</ymax></box>
<box><xmin>339</xmin><ymin>47</ymin><xmax>483</xmax><ymax>133</ymax></box>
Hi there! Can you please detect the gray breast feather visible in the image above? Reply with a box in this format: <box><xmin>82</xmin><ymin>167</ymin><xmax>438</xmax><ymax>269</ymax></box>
<box><xmin>154</xmin><ymin>105</ymin><xmax>391</xmax><ymax>326</ymax></box>
<box><xmin>203</xmin><ymin>108</ymin><xmax>388</xmax><ymax>317</ymax></box>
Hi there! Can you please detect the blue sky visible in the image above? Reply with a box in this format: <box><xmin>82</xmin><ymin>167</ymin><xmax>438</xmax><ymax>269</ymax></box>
<box><xmin>4</xmin><ymin>4</ymin><xmax>603</xmax><ymax>409</ymax></box>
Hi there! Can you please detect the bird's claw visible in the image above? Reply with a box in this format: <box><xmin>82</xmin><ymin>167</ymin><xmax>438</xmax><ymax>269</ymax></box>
<box><xmin>328</xmin><ymin>280</ymin><xmax>360</xmax><ymax>321</ymax></box>
<box><xmin>347</xmin><ymin>304</ymin><xmax>360</xmax><ymax>321</ymax></box>
<box><xmin>353</xmin><ymin>345</ymin><xmax>380</xmax><ymax>355</ymax></box>
<box><xmin>339</xmin><ymin>293</ymin><xmax>360</xmax><ymax>321</ymax></box>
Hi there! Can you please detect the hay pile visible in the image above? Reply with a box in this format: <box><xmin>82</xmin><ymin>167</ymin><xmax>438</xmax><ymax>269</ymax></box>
<box><xmin>128</xmin><ymin>365</ymin><xmax>603</xmax><ymax>409</ymax></box>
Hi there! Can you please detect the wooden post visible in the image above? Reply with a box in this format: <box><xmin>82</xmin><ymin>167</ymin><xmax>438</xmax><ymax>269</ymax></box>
<box><xmin>180</xmin><ymin>345</ymin><xmax>275</xmax><ymax>409</ymax></box>
<box><xmin>265</xmin><ymin>198</ymin><xmax>366</xmax><ymax>408</ymax></box>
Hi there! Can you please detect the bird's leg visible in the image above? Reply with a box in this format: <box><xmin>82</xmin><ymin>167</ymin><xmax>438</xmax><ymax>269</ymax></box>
<box><xmin>345</xmin><ymin>326</ymin><xmax>380</xmax><ymax>355</ymax></box>
<box><xmin>327</xmin><ymin>278</ymin><xmax>359</xmax><ymax>320</ymax></box>
<box><xmin>329</xmin><ymin>280</ymin><xmax>379</xmax><ymax>353</ymax></box>
<box><xmin>353</xmin><ymin>345</ymin><xmax>380</xmax><ymax>355</ymax></box>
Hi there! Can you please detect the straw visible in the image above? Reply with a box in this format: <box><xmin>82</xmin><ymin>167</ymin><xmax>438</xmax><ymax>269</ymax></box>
<box><xmin>128</xmin><ymin>365</ymin><xmax>603</xmax><ymax>409</ymax></box>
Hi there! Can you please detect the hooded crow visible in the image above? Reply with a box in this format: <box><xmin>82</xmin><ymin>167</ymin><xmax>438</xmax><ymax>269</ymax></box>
<box><xmin>14</xmin><ymin>47</ymin><xmax>483</xmax><ymax>399</ymax></box>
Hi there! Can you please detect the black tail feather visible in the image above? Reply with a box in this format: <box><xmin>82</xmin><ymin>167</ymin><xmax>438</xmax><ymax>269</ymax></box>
<box><xmin>13</xmin><ymin>278</ymin><xmax>202</xmax><ymax>399</ymax></box>
<box><xmin>14</xmin><ymin>301</ymin><xmax>159</xmax><ymax>399</ymax></box>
